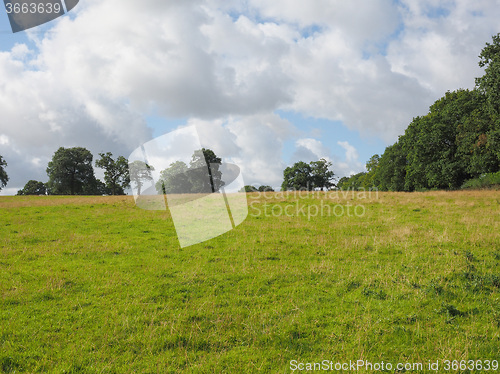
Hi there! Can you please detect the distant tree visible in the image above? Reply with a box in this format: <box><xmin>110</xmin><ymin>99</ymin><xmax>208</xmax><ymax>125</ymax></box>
<box><xmin>363</xmin><ymin>154</ymin><xmax>381</xmax><ymax>188</ymax></box>
<box><xmin>95</xmin><ymin>152</ymin><xmax>130</xmax><ymax>195</ymax></box>
<box><xmin>282</xmin><ymin>159</ymin><xmax>335</xmax><ymax>191</ymax></box>
<box><xmin>0</xmin><ymin>155</ymin><xmax>8</xmax><ymax>192</ymax></box>
<box><xmin>156</xmin><ymin>161</ymin><xmax>191</xmax><ymax>194</ymax></box>
<box><xmin>376</xmin><ymin>142</ymin><xmax>407</xmax><ymax>191</ymax></box>
<box><xmin>282</xmin><ymin>161</ymin><xmax>312</xmax><ymax>191</ymax></box>
<box><xmin>46</xmin><ymin>147</ymin><xmax>98</xmax><ymax>195</ymax></box>
<box><xmin>310</xmin><ymin>158</ymin><xmax>335</xmax><ymax>190</ymax></box>
<box><xmin>17</xmin><ymin>180</ymin><xmax>47</xmax><ymax>195</ymax></box>
<box><xmin>128</xmin><ymin>160</ymin><xmax>154</xmax><ymax>196</ymax></box>
<box><xmin>189</xmin><ymin>148</ymin><xmax>224</xmax><ymax>193</ymax></box>
<box><xmin>336</xmin><ymin>176</ymin><xmax>350</xmax><ymax>190</ymax></box>
<box><xmin>476</xmin><ymin>33</ymin><xmax>500</xmax><ymax>116</ymax></box>
<box><xmin>402</xmin><ymin>90</ymin><xmax>479</xmax><ymax>190</ymax></box>
<box><xmin>258</xmin><ymin>185</ymin><xmax>274</xmax><ymax>192</ymax></box>
<box><xmin>240</xmin><ymin>185</ymin><xmax>258</xmax><ymax>192</ymax></box>
<box><xmin>338</xmin><ymin>172</ymin><xmax>368</xmax><ymax>190</ymax></box>
<box><xmin>156</xmin><ymin>149</ymin><xmax>225</xmax><ymax>194</ymax></box>
<box><xmin>366</xmin><ymin>154</ymin><xmax>380</xmax><ymax>173</ymax></box>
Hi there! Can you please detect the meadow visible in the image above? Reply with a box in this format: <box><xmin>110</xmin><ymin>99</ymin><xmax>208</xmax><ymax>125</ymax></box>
<box><xmin>0</xmin><ymin>191</ymin><xmax>499</xmax><ymax>373</ymax></box>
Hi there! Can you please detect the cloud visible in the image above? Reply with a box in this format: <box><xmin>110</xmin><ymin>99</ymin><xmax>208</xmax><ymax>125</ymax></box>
<box><xmin>224</xmin><ymin>113</ymin><xmax>294</xmax><ymax>187</ymax></box>
<box><xmin>293</xmin><ymin>138</ymin><xmax>330</xmax><ymax>162</ymax></box>
<box><xmin>336</xmin><ymin>141</ymin><xmax>364</xmax><ymax>177</ymax></box>
<box><xmin>337</xmin><ymin>141</ymin><xmax>359</xmax><ymax>163</ymax></box>
<box><xmin>1</xmin><ymin>0</ymin><xmax>500</xmax><ymax>193</ymax></box>
<box><xmin>386</xmin><ymin>0</ymin><xmax>500</xmax><ymax>94</ymax></box>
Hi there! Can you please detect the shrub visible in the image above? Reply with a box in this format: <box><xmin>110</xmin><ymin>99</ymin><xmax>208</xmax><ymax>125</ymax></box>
<box><xmin>461</xmin><ymin>171</ymin><xmax>500</xmax><ymax>189</ymax></box>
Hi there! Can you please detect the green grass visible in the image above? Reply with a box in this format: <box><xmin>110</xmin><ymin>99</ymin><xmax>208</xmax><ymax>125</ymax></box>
<box><xmin>1</xmin><ymin>191</ymin><xmax>500</xmax><ymax>373</ymax></box>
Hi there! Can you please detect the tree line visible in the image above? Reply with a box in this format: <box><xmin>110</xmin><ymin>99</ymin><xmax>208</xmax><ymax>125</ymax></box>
<box><xmin>338</xmin><ymin>34</ymin><xmax>500</xmax><ymax>191</ymax></box>
<box><xmin>15</xmin><ymin>148</ymin><xmax>131</xmax><ymax>196</ymax></box>
<box><xmin>0</xmin><ymin>147</ymin><xmax>230</xmax><ymax>196</ymax></box>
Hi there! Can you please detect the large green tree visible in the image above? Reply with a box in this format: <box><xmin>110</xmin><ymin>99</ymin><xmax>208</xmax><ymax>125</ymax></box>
<box><xmin>310</xmin><ymin>158</ymin><xmax>335</xmax><ymax>190</ymax></box>
<box><xmin>376</xmin><ymin>142</ymin><xmax>406</xmax><ymax>191</ymax></box>
<box><xmin>17</xmin><ymin>180</ymin><xmax>47</xmax><ymax>195</ymax></box>
<box><xmin>46</xmin><ymin>147</ymin><xmax>99</xmax><ymax>195</ymax></box>
<box><xmin>281</xmin><ymin>161</ymin><xmax>312</xmax><ymax>191</ymax></box>
<box><xmin>402</xmin><ymin>89</ymin><xmax>480</xmax><ymax>190</ymax></box>
<box><xmin>95</xmin><ymin>152</ymin><xmax>130</xmax><ymax>195</ymax></box>
<box><xmin>476</xmin><ymin>33</ymin><xmax>500</xmax><ymax>117</ymax></box>
<box><xmin>282</xmin><ymin>159</ymin><xmax>335</xmax><ymax>191</ymax></box>
<box><xmin>0</xmin><ymin>156</ymin><xmax>8</xmax><ymax>192</ymax></box>
<box><xmin>363</xmin><ymin>34</ymin><xmax>500</xmax><ymax>191</ymax></box>
<box><xmin>456</xmin><ymin>95</ymin><xmax>499</xmax><ymax>176</ymax></box>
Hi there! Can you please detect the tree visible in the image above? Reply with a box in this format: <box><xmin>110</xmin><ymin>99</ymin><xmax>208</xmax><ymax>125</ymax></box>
<box><xmin>401</xmin><ymin>90</ymin><xmax>479</xmax><ymax>190</ymax></box>
<box><xmin>240</xmin><ymin>185</ymin><xmax>259</xmax><ymax>192</ymax></box>
<box><xmin>128</xmin><ymin>160</ymin><xmax>154</xmax><ymax>196</ymax></box>
<box><xmin>456</xmin><ymin>96</ymin><xmax>500</xmax><ymax>177</ymax></box>
<box><xmin>376</xmin><ymin>142</ymin><xmax>407</xmax><ymax>191</ymax></box>
<box><xmin>362</xmin><ymin>35</ymin><xmax>500</xmax><ymax>192</ymax></box>
<box><xmin>310</xmin><ymin>158</ymin><xmax>335</xmax><ymax>190</ymax></box>
<box><xmin>258</xmin><ymin>185</ymin><xmax>274</xmax><ymax>192</ymax></box>
<box><xmin>189</xmin><ymin>148</ymin><xmax>224</xmax><ymax>193</ymax></box>
<box><xmin>363</xmin><ymin>154</ymin><xmax>381</xmax><ymax>188</ymax></box>
<box><xmin>95</xmin><ymin>152</ymin><xmax>130</xmax><ymax>195</ymax></box>
<box><xmin>282</xmin><ymin>159</ymin><xmax>335</xmax><ymax>191</ymax></box>
<box><xmin>366</xmin><ymin>154</ymin><xmax>380</xmax><ymax>173</ymax></box>
<box><xmin>281</xmin><ymin>161</ymin><xmax>312</xmax><ymax>191</ymax></box>
<box><xmin>156</xmin><ymin>149</ymin><xmax>225</xmax><ymax>194</ymax></box>
<box><xmin>476</xmin><ymin>33</ymin><xmax>500</xmax><ymax>116</ymax></box>
<box><xmin>336</xmin><ymin>176</ymin><xmax>350</xmax><ymax>190</ymax></box>
<box><xmin>155</xmin><ymin>161</ymin><xmax>191</xmax><ymax>194</ymax></box>
<box><xmin>46</xmin><ymin>147</ymin><xmax>99</xmax><ymax>195</ymax></box>
<box><xmin>337</xmin><ymin>172</ymin><xmax>368</xmax><ymax>190</ymax></box>
<box><xmin>0</xmin><ymin>156</ymin><xmax>8</xmax><ymax>192</ymax></box>
<box><xmin>17</xmin><ymin>180</ymin><xmax>47</xmax><ymax>195</ymax></box>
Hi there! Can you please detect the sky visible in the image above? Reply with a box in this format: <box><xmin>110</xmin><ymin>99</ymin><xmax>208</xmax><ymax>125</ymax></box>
<box><xmin>0</xmin><ymin>0</ymin><xmax>499</xmax><ymax>194</ymax></box>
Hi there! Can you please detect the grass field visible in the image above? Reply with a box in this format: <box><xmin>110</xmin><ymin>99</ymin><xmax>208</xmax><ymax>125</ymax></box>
<box><xmin>1</xmin><ymin>191</ymin><xmax>499</xmax><ymax>373</ymax></box>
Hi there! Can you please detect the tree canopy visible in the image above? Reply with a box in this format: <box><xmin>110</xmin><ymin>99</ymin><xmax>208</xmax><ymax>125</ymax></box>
<box><xmin>17</xmin><ymin>180</ymin><xmax>47</xmax><ymax>195</ymax></box>
<box><xmin>129</xmin><ymin>160</ymin><xmax>154</xmax><ymax>196</ymax></box>
<box><xmin>46</xmin><ymin>147</ymin><xmax>100</xmax><ymax>195</ymax></box>
<box><xmin>281</xmin><ymin>158</ymin><xmax>335</xmax><ymax>191</ymax></box>
<box><xmin>240</xmin><ymin>185</ymin><xmax>274</xmax><ymax>192</ymax></box>
<box><xmin>343</xmin><ymin>34</ymin><xmax>500</xmax><ymax>191</ymax></box>
<box><xmin>95</xmin><ymin>152</ymin><xmax>130</xmax><ymax>195</ymax></box>
<box><xmin>0</xmin><ymin>156</ymin><xmax>8</xmax><ymax>192</ymax></box>
<box><xmin>156</xmin><ymin>148</ymin><xmax>224</xmax><ymax>194</ymax></box>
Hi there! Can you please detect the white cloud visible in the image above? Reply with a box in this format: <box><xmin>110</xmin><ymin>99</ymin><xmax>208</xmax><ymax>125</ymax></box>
<box><xmin>337</xmin><ymin>141</ymin><xmax>359</xmax><ymax>163</ymax></box>
<box><xmin>336</xmin><ymin>141</ymin><xmax>363</xmax><ymax>177</ymax></box>
<box><xmin>293</xmin><ymin>138</ymin><xmax>330</xmax><ymax>162</ymax></box>
<box><xmin>1</xmin><ymin>0</ymin><xmax>499</xmax><ymax>193</ymax></box>
<box><xmin>0</xmin><ymin>134</ymin><xmax>9</xmax><ymax>145</ymax></box>
<box><xmin>224</xmin><ymin>113</ymin><xmax>294</xmax><ymax>187</ymax></box>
